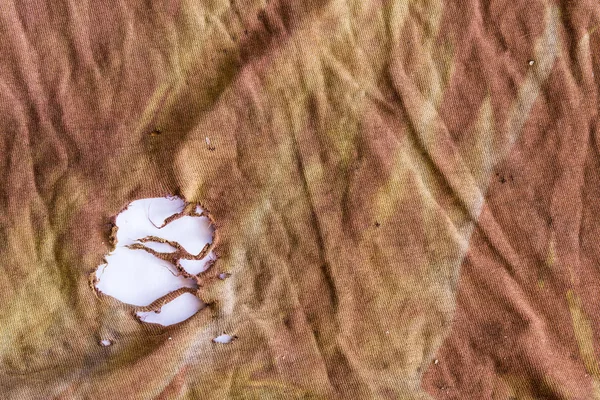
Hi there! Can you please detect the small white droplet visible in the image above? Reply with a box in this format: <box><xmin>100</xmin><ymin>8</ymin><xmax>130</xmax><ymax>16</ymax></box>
<box><xmin>99</xmin><ymin>339</ymin><xmax>113</xmax><ymax>347</ymax></box>
<box><xmin>168</xmin><ymin>337</ymin><xmax>172</xmax><ymax>340</ymax></box>
<box><xmin>434</xmin><ymin>359</ymin><xmax>439</xmax><ymax>364</ymax></box>
<box><xmin>528</xmin><ymin>60</ymin><xmax>535</xmax><ymax>66</ymax></box>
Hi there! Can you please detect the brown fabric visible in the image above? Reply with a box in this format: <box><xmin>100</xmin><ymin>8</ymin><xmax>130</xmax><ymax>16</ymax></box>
<box><xmin>1</xmin><ymin>0</ymin><xmax>600</xmax><ymax>399</ymax></box>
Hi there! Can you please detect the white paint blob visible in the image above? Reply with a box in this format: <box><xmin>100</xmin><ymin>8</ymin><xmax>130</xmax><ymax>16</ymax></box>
<box><xmin>94</xmin><ymin>196</ymin><xmax>216</xmax><ymax>325</ymax></box>
<box><xmin>213</xmin><ymin>334</ymin><xmax>236</xmax><ymax>344</ymax></box>
<box><xmin>136</xmin><ymin>293</ymin><xmax>204</xmax><ymax>326</ymax></box>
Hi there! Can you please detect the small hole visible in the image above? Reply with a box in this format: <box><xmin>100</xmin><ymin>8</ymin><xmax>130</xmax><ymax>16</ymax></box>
<box><xmin>213</xmin><ymin>334</ymin><xmax>236</xmax><ymax>344</ymax></box>
<box><xmin>205</xmin><ymin>137</ymin><xmax>215</xmax><ymax>151</ymax></box>
<box><xmin>99</xmin><ymin>339</ymin><xmax>113</xmax><ymax>347</ymax></box>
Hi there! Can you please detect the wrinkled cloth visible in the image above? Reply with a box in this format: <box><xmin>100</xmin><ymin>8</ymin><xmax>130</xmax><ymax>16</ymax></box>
<box><xmin>1</xmin><ymin>0</ymin><xmax>600</xmax><ymax>399</ymax></box>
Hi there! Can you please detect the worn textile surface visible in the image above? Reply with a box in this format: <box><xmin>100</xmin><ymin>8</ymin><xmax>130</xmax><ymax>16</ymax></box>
<box><xmin>1</xmin><ymin>0</ymin><xmax>600</xmax><ymax>399</ymax></box>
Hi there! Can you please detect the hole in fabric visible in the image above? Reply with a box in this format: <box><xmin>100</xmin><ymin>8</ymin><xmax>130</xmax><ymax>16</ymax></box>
<box><xmin>140</xmin><ymin>241</ymin><xmax>178</xmax><ymax>253</ymax></box>
<box><xmin>213</xmin><ymin>334</ymin><xmax>236</xmax><ymax>344</ymax></box>
<box><xmin>99</xmin><ymin>339</ymin><xmax>113</xmax><ymax>347</ymax></box>
<box><xmin>136</xmin><ymin>293</ymin><xmax>204</xmax><ymax>326</ymax></box>
<box><xmin>95</xmin><ymin>247</ymin><xmax>196</xmax><ymax>306</ymax></box>
<box><xmin>205</xmin><ymin>137</ymin><xmax>215</xmax><ymax>151</ymax></box>
<box><xmin>112</xmin><ymin>196</ymin><xmax>214</xmax><ymax>255</ymax></box>
<box><xmin>93</xmin><ymin>196</ymin><xmax>219</xmax><ymax>326</ymax></box>
<box><xmin>179</xmin><ymin>251</ymin><xmax>216</xmax><ymax>274</ymax></box>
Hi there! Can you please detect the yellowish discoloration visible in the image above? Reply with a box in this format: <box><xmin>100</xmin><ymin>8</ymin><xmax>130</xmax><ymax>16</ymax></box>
<box><xmin>567</xmin><ymin>290</ymin><xmax>600</xmax><ymax>380</ymax></box>
<box><xmin>506</xmin><ymin>6</ymin><xmax>560</xmax><ymax>146</ymax></box>
<box><xmin>462</xmin><ymin>97</ymin><xmax>496</xmax><ymax>191</ymax></box>
<box><xmin>537</xmin><ymin>279</ymin><xmax>545</xmax><ymax>289</ymax></box>
<box><xmin>493</xmin><ymin>373</ymin><xmax>559</xmax><ymax>400</ymax></box>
